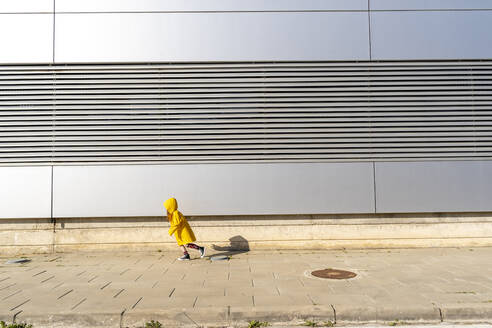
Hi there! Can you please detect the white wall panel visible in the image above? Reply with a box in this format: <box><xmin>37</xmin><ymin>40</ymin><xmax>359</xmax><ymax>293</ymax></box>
<box><xmin>0</xmin><ymin>14</ymin><xmax>53</xmax><ymax>63</ymax></box>
<box><xmin>53</xmin><ymin>163</ymin><xmax>375</xmax><ymax>217</ymax></box>
<box><xmin>371</xmin><ymin>0</ymin><xmax>492</xmax><ymax>10</ymax></box>
<box><xmin>55</xmin><ymin>12</ymin><xmax>369</xmax><ymax>62</ymax></box>
<box><xmin>370</xmin><ymin>11</ymin><xmax>492</xmax><ymax>60</ymax></box>
<box><xmin>56</xmin><ymin>0</ymin><xmax>367</xmax><ymax>12</ymax></box>
<box><xmin>0</xmin><ymin>167</ymin><xmax>52</xmax><ymax>219</ymax></box>
<box><xmin>0</xmin><ymin>0</ymin><xmax>53</xmax><ymax>13</ymax></box>
<box><xmin>375</xmin><ymin>161</ymin><xmax>492</xmax><ymax>213</ymax></box>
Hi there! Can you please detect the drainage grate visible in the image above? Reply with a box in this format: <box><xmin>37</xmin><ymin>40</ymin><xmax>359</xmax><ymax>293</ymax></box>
<box><xmin>311</xmin><ymin>268</ymin><xmax>356</xmax><ymax>279</ymax></box>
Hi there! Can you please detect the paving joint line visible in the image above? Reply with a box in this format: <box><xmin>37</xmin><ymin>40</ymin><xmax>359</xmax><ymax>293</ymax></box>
<box><xmin>307</xmin><ymin>294</ymin><xmax>315</xmax><ymax>305</ymax></box>
<box><xmin>87</xmin><ymin>275</ymin><xmax>98</xmax><ymax>283</ymax></box>
<box><xmin>12</xmin><ymin>310</ymin><xmax>22</xmax><ymax>323</ymax></box>
<box><xmin>41</xmin><ymin>276</ymin><xmax>55</xmax><ymax>283</ymax></box>
<box><xmin>132</xmin><ymin>297</ymin><xmax>143</xmax><ymax>309</ymax></box>
<box><xmin>52</xmin><ymin>282</ymin><xmax>64</xmax><ymax>290</ymax></box>
<box><xmin>3</xmin><ymin>290</ymin><xmax>22</xmax><ymax>300</ymax></box>
<box><xmin>0</xmin><ymin>283</ymin><xmax>16</xmax><ymax>291</ymax></box>
<box><xmin>100</xmin><ymin>282</ymin><xmax>111</xmax><ymax>290</ymax></box>
<box><xmin>57</xmin><ymin>289</ymin><xmax>73</xmax><ymax>299</ymax></box>
<box><xmin>114</xmin><ymin>289</ymin><xmax>125</xmax><ymax>298</ymax></box>
<box><xmin>11</xmin><ymin>299</ymin><xmax>30</xmax><ymax>311</ymax></box>
<box><xmin>71</xmin><ymin>298</ymin><xmax>87</xmax><ymax>310</ymax></box>
<box><xmin>182</xmin><ymin>312</ymin><xmax>200</xmax><ymax>328</ymax></box>
<box><xmin>25</xmin><ymin>266</ymin><xmax>38</xmax><ymax>272</ymax></box>
<box><xmin>119</xmin><ymin>309</ymin><xmax>126</xmax><ymax>328</ymax></box>
<box><xmin>330</xmin><ymin>304</ymin><xmax>337</xmax><ymax>324</ymax></box>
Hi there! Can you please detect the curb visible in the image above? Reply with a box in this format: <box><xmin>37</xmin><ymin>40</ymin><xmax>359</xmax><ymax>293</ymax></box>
<box><xmin>2</xmin><ymin>304</ymin><xmax>491</xmax><ymax>327</ymax></box>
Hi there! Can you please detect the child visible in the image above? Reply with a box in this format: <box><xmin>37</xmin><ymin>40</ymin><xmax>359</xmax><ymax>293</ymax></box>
<box><xmin>164</xmin><ymin>197</ymin><xmax>205</xmax><ymax>261</ymax></box>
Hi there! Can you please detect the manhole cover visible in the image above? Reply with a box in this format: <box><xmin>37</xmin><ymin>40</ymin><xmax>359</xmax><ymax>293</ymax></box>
<box><xmin>311</xmin><ymin>268</ymin><xmax>356</xmax><ymax>279</ymax></box>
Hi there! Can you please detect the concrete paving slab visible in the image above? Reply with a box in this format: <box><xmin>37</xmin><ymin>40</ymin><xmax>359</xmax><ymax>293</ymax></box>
<box><xmin>0</xmin><ymin>248</ymin><xmax>491</xmax><ymax>327</ymax></box>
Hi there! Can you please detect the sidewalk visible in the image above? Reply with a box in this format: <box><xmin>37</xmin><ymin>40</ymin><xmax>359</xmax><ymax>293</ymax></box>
<box><xmin>0</xmin><ymin>247</ymin><xmax>491</xmax><ymax>328</ymax></box>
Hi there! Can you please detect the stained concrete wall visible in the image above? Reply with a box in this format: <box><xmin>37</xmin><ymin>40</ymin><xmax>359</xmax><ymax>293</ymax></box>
<box><xmin>2</xmin><ymin>213</ymin><xmax>492</xmax><ymax>255</ymax></box>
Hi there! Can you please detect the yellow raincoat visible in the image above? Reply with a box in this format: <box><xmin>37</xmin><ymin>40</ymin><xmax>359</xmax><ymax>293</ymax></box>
<box><xmin>164</xmin><ymin>198</ymin><xmax>196</xmax><ymax>246</ymax></box>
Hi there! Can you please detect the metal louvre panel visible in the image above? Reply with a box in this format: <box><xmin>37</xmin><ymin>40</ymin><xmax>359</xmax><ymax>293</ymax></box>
<box><xmin>1</xmin><ymin>61</ymin><xmax>492</xmax><ymax>165</ymax></box>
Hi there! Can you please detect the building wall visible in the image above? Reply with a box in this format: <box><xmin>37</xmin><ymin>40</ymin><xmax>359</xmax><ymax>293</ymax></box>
<box><xmin>1</xmin><ymin>0</ymin><xmax>492</xmax><ymax>220</ymax></box>
<box><xmin>4</xmin><ymin>0</ymin><xmax>492</xmax><ymax>63</ymax></box>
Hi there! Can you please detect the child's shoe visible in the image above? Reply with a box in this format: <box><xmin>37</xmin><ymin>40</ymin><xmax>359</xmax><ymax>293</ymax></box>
<box><xmin>178</xmin><ymin>253</ymin><xmax>190</xmax><ymax>261</ymax></box>
<box><xmin>199</xmin><ymin>246</ymin><xmax>206</xmax><ymax>258</ymax></box>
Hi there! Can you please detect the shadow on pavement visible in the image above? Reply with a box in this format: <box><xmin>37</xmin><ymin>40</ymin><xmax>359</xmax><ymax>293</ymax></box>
<box><xmin>209</xmin><ymin>235</ymin><xmax>250</xmax><ymax>258</ymax></box>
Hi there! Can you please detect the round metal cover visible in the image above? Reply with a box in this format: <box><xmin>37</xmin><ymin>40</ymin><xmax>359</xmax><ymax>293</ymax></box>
<box><xmin>311</xmin><ymin>268</ymin><xmax>356</xmax><ymax>279</ymax></box>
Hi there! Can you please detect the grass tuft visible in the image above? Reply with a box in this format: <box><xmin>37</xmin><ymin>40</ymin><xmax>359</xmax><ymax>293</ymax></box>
<box><xmin>0</xmin><ymin>322</ymin><xmax>33</xmax><ymax>328</ymax></box>
<box><xmin>303</xmin><ymin>320</ymin><xmax>317</xmax><ymax>327</ymax></box>
<box><xmin>248</xmin><ymin>320</ymin><xmax>269</xmax><ymax>328</ymax></box>
<box><xmin>145</xmin><ymin>320</ymin><xmax>162</xmax><ymax>328</ymax></box>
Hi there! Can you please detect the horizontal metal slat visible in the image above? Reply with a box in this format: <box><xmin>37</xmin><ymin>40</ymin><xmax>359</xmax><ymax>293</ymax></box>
<box><xmin>1</xmin><ymin>60</ymin><xmax>492</xmax><ymax>165</ymax></box>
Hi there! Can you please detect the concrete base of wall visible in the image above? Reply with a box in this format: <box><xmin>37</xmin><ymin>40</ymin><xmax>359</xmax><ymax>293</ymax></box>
<box><xmin>1</xmin><ymin>213</ymin><xmax>492</xmax><ymax>255</ymax></box>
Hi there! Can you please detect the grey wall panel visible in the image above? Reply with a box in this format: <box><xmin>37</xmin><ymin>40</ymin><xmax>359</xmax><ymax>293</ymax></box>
<box><xmin>0</xmin><ymin>0</ymin><xmax>53</xmax><ymax>13</ymax></box>
<box><xmin>0</xmin><ymin>14</ymin><xmax>53</xmax><ymax>63</ymax></box>
<box><xmin>54</xmin><ymin>12</ymin><xmax>370</xmax><ymax>62</ymax></box>
<box><xmin>0</xmin><ymin>167</ymin><xmax>52</xmax><ymax>219</ymax></box>
<box><xmin>370</xmin><ymin>11</ymin><xmax>492</xmax><ymax>60</ymax></box>
<box><xmin>371</xmin><ymin>0</ymin><xmax>492</xmax><ymax>10</ymax></box>
<box><xmin>53</xmin><ymin>163</ymin><xmax>375</xmax><ymax>217</ymax></box>
<box><xmin>56</xmin><ymin>0</ymin><xmax>367</xmax><ymax>12</ymax></box>
<box><xmin>375</xmin><ymin>161</ymin><xmax>492</xmax><ymax>213</ymax></box>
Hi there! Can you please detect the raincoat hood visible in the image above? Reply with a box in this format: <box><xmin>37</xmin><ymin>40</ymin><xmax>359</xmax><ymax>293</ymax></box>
<box><xmin>164</xmin><ymin>198</ymin><xmax>178</xmax><ymax>214</ymax></box>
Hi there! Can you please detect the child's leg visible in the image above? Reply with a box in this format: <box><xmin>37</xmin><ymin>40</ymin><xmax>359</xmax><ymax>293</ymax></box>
<box><xmin>186</xmin><ymin>243</ymin><xmax>206</xmax><ymax>258</ymax></box>
<box><xmin>185</xmin><ymin>243</ymin><xmax>200</xmax><ymax>250</ymax></box>
<box><xmin>177</xmin><ymin>244</ymin><xmax>190</xmax><ymax>260</ymax></box>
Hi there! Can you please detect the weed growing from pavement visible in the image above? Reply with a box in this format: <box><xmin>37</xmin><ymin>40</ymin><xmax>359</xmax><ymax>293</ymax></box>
<box><xmin>303</xmin><ymin>320</ymin><xmax>317</xmax><ymax>327</ymax></box>
<box><xmin>144</xmin><ymin>320</ymin><xmax>162</xmax><ymax>328</ymax></box>
<box><xmin>248</xmin><ymin>320</ymin><xmax>269</xmax><ymax>328</ymax></box>
<box><xmin>302</xmin><ymin>320</ymin><xmax>335</xmax><ymax>327</ymax></box>
<box><xmin>388</xmin><ymin>319</ymin><xmax>407</xmax><ymax>326</ymax></box>
<box><xmin>0</xmin><ymin>322</ymin><xmax>33</xmax><ymax>328</ymax></box>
